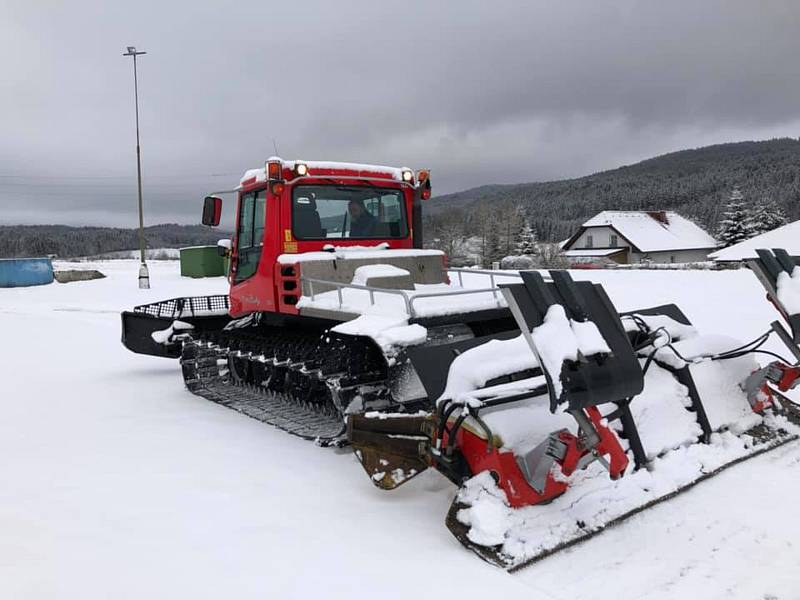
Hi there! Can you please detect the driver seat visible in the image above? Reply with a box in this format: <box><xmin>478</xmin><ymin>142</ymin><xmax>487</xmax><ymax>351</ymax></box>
<box><xmin>294</xmin><ymin>196</ymin><xmax>324</xmax><ymax>238</ymax></box>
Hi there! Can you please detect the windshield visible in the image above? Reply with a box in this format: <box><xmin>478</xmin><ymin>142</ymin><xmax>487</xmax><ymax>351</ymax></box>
<box><xmin>291</xmin><ymin>185</ymin><xmax>409</xmax><ymax>240</ymax></box>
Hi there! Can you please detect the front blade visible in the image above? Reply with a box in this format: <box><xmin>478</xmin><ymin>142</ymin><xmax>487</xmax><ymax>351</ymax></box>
<box><xmin>445</xmin><ymin>418</ymin><xmax>798</xmax><ymax>572</ymax></box>
<box><xmin>347</xmin><ymin>414</ymin><xmax>435</xmax><ymax>490</ymax></box>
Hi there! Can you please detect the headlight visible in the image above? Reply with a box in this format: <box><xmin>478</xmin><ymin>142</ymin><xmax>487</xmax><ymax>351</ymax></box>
<box><xmin>401</xmin><ymin>168</ymin><xmax>414</xmax><ymax>182</ymax></box>
<box><xmin>295</xmin><ymin>162</ymin><xmax>308</xmax><ymax>176</ymax></box>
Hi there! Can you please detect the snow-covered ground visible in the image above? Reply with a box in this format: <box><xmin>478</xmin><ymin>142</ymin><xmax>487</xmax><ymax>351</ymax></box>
<box><xmin>74</xmin><ymin>248</ymin><xmax>181</xmax><ymax>261</ymax></box>
<box><xmin>1</xmin><ymin>260</ymin><xmax>799</xmax><ymax>599</ymax></box>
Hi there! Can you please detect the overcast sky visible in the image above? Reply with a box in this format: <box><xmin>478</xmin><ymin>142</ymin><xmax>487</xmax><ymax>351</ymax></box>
<box><xmin>3</xmin><ymin>0</ymin><xmax>800</xmax><ymax>226</ymax></box>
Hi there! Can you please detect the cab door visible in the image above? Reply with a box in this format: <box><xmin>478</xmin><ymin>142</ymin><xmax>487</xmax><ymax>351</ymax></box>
<box><xmin>230</xmin><ymin>189</ymin><xmax>273</xmax><ymax>315</ymax></box>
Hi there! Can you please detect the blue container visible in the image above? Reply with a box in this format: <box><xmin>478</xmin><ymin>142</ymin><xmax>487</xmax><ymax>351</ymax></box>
<box><xmin>0</xmin><ymin>258</ymin><xmax>54</xmax><ymax>287</ymax></box>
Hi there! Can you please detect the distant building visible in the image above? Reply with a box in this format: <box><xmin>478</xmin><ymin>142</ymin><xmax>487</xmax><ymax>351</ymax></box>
<box><xmin>709</xmin><ymin>219</ymin><xmax>800</xmax><ymax>263</ymax></box>
<box><xmin>561</xmin><ymin>211</ymin><xmax>718</xmax><ymax>265</ymax></box>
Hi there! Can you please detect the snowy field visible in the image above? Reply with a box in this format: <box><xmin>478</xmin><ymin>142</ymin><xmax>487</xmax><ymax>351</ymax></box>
<box><xmin>1</xmin><ymin>260</ymin><xmax>799</xmax><ymax>599</ymax></box>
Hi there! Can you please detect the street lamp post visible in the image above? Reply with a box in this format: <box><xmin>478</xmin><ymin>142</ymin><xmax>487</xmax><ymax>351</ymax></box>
<box><xmin>123</xmin><ymin>45</ymin><xmax>150</xmax><ymax>289</ymax></box>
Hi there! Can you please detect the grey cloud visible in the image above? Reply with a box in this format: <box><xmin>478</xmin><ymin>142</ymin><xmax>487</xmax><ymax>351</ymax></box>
<box><xmin>2</xmin><ymin>0</ymin><xmax>800</xmax><ymax>226</ymax></box>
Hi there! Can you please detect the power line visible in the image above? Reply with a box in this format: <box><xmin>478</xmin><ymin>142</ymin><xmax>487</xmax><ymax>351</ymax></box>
<box><xmin>0</xmin><ymin>181</ymin><xmax>224</xmax><ymax>189</ymax></box>
<box><xmin>0</xmin><ymin>172</ymin><xmax>241</xmax><ymax>179</ymax></box>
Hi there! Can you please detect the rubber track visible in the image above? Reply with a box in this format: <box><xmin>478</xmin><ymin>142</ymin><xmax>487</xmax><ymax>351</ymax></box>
<box><xmin>181</xmin><ymin>338</ymin><xmax>347</xmax><ymax>444</ymax></box>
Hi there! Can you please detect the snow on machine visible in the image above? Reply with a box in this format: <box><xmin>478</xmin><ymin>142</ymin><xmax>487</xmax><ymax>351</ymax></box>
<box><xmin>121</xmin><ymin>158</ymin><xmax>518</xmax><ymax>443</ymax></box>
<box><xmin>348</xmin><ymin>249</ymin><xmax>800</xmax><ymax>569</ymax></box>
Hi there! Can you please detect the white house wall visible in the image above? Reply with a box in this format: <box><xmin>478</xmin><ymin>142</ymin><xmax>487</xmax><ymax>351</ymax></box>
<box><xmin>629</xmin><ymin>248</ymin><xmax>712</xmax><ymax>264</ymax></box>
<box><xmin>571</xmin><ymin>227</ymin><xmax>620</xmax><ymax>249</ymax></box>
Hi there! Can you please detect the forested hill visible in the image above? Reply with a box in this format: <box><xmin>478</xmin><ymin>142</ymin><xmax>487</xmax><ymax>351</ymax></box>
<box><xmin>427</xmin><ymin>138</ymin><xmax>800</xmax><ymax>242</ymax></box>
<box><xmin>0</xmin><ymin>224</ymin><xmax>229</xmax><ymax>259</ymax></box>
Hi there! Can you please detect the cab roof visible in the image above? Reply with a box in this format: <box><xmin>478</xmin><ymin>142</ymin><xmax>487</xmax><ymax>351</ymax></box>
<box><xmin>239</xmin><ymin>158</ymin><xmax>408</xmax><ymax>187</ymax></box>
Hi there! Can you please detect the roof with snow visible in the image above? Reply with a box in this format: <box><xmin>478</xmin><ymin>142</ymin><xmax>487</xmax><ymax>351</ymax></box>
<box><xmin>709</xmin><ymin>219</ymin><xmax>800</xmax><ymax>262</ymax></box>
<box><xmin>565</xmin><ymin>211</ymin><xmax>718</xmax><ymax>253</ymax></box>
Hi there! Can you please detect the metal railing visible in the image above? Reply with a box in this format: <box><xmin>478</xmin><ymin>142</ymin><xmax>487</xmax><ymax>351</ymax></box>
<box><xmin>302</xmin><ymin>275</ymin><xmax>510</xmax><ymax>319</ymax></box>
<box><xmin>304</xmin><ymin>277</ymin><xmax>412</xmax><ymax>313</ymax></box>
<box><xmin>447</xmin><ymin>268</ymin><xmax>522</xmax><ymax>289</ymax></box>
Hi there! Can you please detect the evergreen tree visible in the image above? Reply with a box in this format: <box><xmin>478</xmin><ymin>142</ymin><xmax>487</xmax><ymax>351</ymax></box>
<box><xmin>482</xmin><ymin>219</ymin><xmax>504</xmax><ymax>267</ymax></box>
<box><xmin>745</xmin><ymin>198</ymin><xmax>788</xmax><ymax>237</ymax></box>
<box><xmin>716</xmin><ymin>187</ymin><xmax>753</xmax><ymax>247</ymax></box>
<box><xmin>503</xmin><ymin>205</ymin><xmax>525</xmax><ymax>256</ymax></box>
<box><xmin>514</xmin><ymin>219</ymin><xmax>538</xmax><ymax>256</ymax></box>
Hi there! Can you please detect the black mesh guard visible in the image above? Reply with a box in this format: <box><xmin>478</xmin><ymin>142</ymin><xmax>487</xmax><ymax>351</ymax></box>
<box><xmin>133</xmin><ymin>295</ymin><xmax>230</xmax><ymax>319</ymax></box>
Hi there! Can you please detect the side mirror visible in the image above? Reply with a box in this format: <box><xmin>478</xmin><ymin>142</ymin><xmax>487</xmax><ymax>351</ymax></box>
<box><xmin>421</xmin><ymin>180</ymin><xmax>432</xmax><ymax>200</ymax></box>
<box><xmin>416</xmin><ymin>171</ymin><xmax>432</xmax><ymax>201</ymax></box>
<box><xmin>217</xmin><ymin>238</ymin><xmax>232</xmax><ymax>257</ymax></box>
<box><xmin>202</xmin><ymin>196</ymin><xmax>223</xmax><ymax>226</ymax></box>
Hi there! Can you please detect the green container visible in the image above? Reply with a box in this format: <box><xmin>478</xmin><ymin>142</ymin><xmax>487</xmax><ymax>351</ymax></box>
<box><xmin>180</xmin><ymin>246</ymin><xmax>225</xmax><ymax>278</ymax></box>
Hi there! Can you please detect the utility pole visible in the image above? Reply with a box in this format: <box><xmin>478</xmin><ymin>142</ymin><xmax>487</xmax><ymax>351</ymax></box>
<box><xmin>123</xmin><ymin>46</ymin><xmax>150</xmax><ymax>289</ymax></box>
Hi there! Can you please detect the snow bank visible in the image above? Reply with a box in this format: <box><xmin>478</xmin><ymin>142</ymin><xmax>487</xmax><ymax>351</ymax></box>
<box><xmin>77</xmin><ymin>248</ymin><xmax>181</xmax><ymax>261</ymax></box>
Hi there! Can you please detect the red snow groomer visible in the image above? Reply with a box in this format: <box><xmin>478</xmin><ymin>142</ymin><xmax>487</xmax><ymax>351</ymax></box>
<box><xmin>349</xmin><ymin>249</ymin><xmax>800</xmax><ymax>569</ymax></box>
<box><xmin>121</xmin><ymin>158</ymin><xmax>520</xmax><ymax>443</ymax></box>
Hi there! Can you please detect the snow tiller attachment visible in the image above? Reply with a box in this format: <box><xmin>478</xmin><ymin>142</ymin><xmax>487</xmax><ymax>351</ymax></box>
<box><xmin>348</xmin><ymin>259</ymin><xmax>800</xmax><ymax>570</ymax></box>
